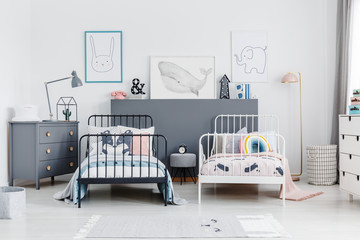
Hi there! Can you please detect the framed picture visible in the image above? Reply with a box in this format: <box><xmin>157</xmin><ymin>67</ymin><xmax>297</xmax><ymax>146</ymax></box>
<box><xmin>85</xmin><ymin>31</ymin><xmax>123</xmax><ymax>83</ymax></box>
<box><xmin>232</xmin><ymin>31</ymin><xmax>268</xmax><ymax>83</ymax></box>
<box><xmin>150</xmin><ymin>56</ymin><xmax>215</xmax><ymax>99</ymax></box>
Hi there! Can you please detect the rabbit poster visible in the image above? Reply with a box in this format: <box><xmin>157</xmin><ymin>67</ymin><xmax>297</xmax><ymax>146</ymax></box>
<box><xmin>85</xmin><ymin>31</ymin><xmax>123</xmax><ymax>83</ymax></box>
<box><xmin>232</xmin><ymin>31</ymin><xmax>268</xmax><ymax>83</ymax></box>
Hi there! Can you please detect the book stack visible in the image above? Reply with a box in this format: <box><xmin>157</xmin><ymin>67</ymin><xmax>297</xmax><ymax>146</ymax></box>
<box><xmin>349</xmin><ymin>89</ymin><xmax>360</xmax><ymax>114</ymax></box>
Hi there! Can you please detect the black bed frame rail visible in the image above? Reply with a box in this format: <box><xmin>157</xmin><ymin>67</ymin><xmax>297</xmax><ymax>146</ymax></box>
<box><xmin>77</xmin><ymin>114</ymin><xmax>167</xmax><ymax>208</ymax></box>
<box><xmin>88</xmin><ymin>114</ymin><xmax>153</xmax><ymax>128</ymax></box>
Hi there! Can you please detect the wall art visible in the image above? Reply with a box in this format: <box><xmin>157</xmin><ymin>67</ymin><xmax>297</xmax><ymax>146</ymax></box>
<box><xmin>150</xmin><ymin>56</ymin><xmax>215</xmax><ymax>99</ymax></box>
<box><xmin>232</xmin><ymin>31</ymin><xmax>268</xmax><ymax>83</ymax></box>
<box><xmin>85</xmin><ymin>31</ymin><xmax>123</xmax><ymax>83</ymax></box>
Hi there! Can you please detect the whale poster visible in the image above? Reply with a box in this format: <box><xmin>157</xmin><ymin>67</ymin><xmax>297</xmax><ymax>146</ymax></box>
<box><xmin>150</xmin><ymin>56</ymin><xmax>215</xmax><ymax>99</ymax></box>
<box><xmin>232</xmin><ymin>31</ymin><xmax>268</xmax><ymax>83</ymax></box>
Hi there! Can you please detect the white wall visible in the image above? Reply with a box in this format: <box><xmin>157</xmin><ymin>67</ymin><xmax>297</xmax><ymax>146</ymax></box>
<box><xmin>0</xmin><ymin>0</ymin><xmax>338</xmax><ymax>184</ymax></box>
<box><xmin>0</xmin><ymin>0</ymin><xmax>31</xmax><ymax>186</ymax></box>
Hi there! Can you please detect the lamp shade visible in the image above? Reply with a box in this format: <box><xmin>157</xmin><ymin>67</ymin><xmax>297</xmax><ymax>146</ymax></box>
<box><xmin>281</xmin><ymin>72</ymin><xmax>299</xmax><ymax>83</ymax></box>
<box><xmin>71</xmin><ymin>71</ymin><xmax>83</xmax><ymax>88</ymax></box>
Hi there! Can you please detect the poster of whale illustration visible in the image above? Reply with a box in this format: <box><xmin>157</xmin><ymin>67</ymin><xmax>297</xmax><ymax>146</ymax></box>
<box><xmin>150</xmin><ymin>56</ymin><xmax>215</xmax><ymax>99</ymax></box>
<box><xmin>232</xmin><ymin>31</ymin><xmax>268</xmax><ymax>83</ymax></box>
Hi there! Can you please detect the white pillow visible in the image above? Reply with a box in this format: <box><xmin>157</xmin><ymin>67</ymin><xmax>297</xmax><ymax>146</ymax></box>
<box><xmin>87</xmin><ymin>125</ymin><xmax>120</xmax><ymax>152</ymax></box>
<box><xmin>89</xmin><ymin>137</ymin><xmax>130</xmax><ymax>156</ymax></box>
<box><xmin>260</xmin><ymin>130</ymin><xmax>278</xmax><ymax>153</ymax></box>
<box><xmin>224</xmin><ymin>127</ymin><xmax>248</xmax><ymax>153</ymax></box>
<box><xmin>211</xmin><ymin>127</ymin><xmax>247</xmax><ymax>154</ymax></box>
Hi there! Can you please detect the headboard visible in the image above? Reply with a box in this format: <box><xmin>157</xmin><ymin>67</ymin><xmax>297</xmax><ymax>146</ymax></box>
<box><xmin>111</xmin><ymin>99</ymin><xmax>258</xmax><ymax>173</ymax></box>
<box><xmin>88</xmin><ymin>114</ymin><xmax>153</xmax><ymax>128</ymax></box>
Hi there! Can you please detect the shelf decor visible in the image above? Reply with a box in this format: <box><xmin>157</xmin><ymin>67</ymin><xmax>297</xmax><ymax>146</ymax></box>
<box><xmin>56</xmin><ymin>97</ymin><xmax>78</xmax><ymax>121</ymax></box>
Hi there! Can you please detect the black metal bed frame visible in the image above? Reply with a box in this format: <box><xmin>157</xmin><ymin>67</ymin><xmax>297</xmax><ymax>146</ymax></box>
<box><xmin>77</xmin><ymin>114</ymin><xmax>168</xmax><ymax>208</ymax></box>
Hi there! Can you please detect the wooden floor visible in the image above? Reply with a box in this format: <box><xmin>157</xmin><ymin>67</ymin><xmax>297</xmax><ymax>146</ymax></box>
<box><xmin>1</xmin><ymin>175</ymin><xmax>359</xmax><ymax>239</ymax></box>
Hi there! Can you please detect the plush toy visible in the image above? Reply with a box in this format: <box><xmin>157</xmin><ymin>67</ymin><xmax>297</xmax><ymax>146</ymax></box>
<box><xmin>111</xmin><ymin>91</ymin><xmax>127</xmax><ymax>100</ymax></box>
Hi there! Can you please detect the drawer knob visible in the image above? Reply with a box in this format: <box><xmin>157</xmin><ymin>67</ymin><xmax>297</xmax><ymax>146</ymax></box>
<box><xmin>46</xmin><ymin>131</ymin><xmax>51</xmax><ymax>137</ymax></box>
<box><xmin>342</xmin><ymin>135</ymin><xmax>344</xmax><ymax>140</ymax></box>
<box><xmin>46</xmin><ymin>165</ymin><xmax>51</xmax><ymax>171</ymax></box>
<box><xmin>343</xmin><ymin>172</ymin><xmax>345</xmax><ymax>177</ymax></box>
<box><xmin>357</xmin><ymin>136</ymin><xmax>359</xmax><ymax>142</ymax></box>
<box><xmin>69</xmin><ymin>131</ymin><xmax>74</xmax><ymax>136</ymax></box>
<box><xmin>358</xmin><ymin>176</ymin><xmax>360</xmax><ymax>181</ymax></box>
<box><xmin>69</xmin><ymin>162</ymin><xmax>74</xmax><ymax>167</ymax></box>
<box><xmin>350</xmin><ymin>154</ymin><xmax>352</xmax><ymax>160</ymax></box>
<box><xmin>46</xmin><ymin>148</ymin><xmax>51</xmax><ymax>154</ymax></box>
<box><xmin>349</xmin><ymin>116</ymin><xmax>352</xmax><ymax>121</ymax></box>
<box><xmin>69</xmin><ymin>146</ymin><xmax>74</xmax><ymax>152</ymax></box>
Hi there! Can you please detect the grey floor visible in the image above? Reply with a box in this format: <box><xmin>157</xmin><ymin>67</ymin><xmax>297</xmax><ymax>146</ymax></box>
<box><xmin>1</xmin><ymin>175</ymin><xmax>359</xmax><ymax>240</ymax></box>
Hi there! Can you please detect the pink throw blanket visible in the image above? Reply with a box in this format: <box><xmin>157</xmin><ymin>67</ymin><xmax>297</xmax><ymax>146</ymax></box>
<box><xmin>280</xmin><ymin>157</ymin><xmax>323</xmax><ymax>201</ymax></box>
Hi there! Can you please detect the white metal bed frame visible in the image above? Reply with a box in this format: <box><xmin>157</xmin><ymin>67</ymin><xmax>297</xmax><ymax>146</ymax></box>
<box><xmin>198</xmin><ymin>114</ymin><xmax>286</xmax><ymax>206</ymax></box>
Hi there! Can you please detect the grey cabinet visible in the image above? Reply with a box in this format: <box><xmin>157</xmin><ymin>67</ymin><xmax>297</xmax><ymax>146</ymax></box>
<box><xmin>9</xmin><ymin>121</ymin><xmax>78</xmax><ymax>190</ymax></box>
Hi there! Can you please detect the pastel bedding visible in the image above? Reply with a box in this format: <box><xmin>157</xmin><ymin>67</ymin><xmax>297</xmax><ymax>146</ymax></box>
<box><xmin>200</xmin><ymin>152</ymin><xmax>284</xmax><ymax>177</ymax></box>
<box><xmin>53</xmin><ymin>153</ymin><xmax>186</xmax><ymax>205</ymax></box>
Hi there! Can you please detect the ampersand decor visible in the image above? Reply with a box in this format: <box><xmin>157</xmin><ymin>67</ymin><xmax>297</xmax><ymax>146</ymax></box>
<box><xmin>131</xmin><ymin>78</ymin><xmax>145</xmax><ymax>95</ymax></box>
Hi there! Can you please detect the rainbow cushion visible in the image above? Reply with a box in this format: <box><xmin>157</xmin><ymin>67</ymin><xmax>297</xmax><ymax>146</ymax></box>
<box><xmin>240</xmin><ymin>134</ymin><xmax>272</xmax><ymax>154</ymax></box>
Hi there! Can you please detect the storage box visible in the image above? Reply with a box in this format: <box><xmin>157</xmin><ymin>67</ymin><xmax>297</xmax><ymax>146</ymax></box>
<box><xmin>353</xmin><ymin>89</ymin><xmax>360</xmax><ymax>97</ymax></box>
<box><xmin>351</xmin><ymin>97</ymin><xmax>360</xmax><ymax>105</ymax></box>
<box><xmin>0</xmin><ymin>187</ymin><xmax>26</xmax><ymax>219</ymax></box>
<box><xmin>349</xmin><ymin>105</ymin><xmax>360</xmax><ymax>115</ymax></box>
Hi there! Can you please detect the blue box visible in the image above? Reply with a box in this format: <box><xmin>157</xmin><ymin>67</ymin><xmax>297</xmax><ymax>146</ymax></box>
<box><xmin>349</xmin><ymin>105</ymin><xmax>360</xmax><ymax>114</ymax></box>
<box><xmin>353</xmin><ymin>89</ymin><xmax>360</xmax><ymax>97</ymax></box>
<box><xmin>236</xmin><ymin>84</ymin><xmax>250</xmax><ymax>99</ymax></box>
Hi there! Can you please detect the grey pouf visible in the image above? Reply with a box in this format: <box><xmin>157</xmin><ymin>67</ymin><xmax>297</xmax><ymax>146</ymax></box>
<box><xmin>0</xmin><ymin>187</ymin><xmax>26</xmax><ymax>219</ymax></box>
<box><xmin>170</xmin><ymin>153</ymin><xmax>196</xmax><ymax>184</ymax></box>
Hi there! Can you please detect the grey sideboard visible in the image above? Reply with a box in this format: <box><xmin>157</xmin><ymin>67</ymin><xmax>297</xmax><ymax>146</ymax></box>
<box><xmin>9</xmin><ymin>121</ymin><xmax>79</xmax><ymax>189</ymax></box>
<box><xmin>111</xmin><ymin>99</ymin><xmax>258</xmax><ymax>174</ymax></box>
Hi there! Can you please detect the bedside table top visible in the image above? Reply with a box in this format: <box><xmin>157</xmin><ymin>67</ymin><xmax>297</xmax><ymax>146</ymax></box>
<box><xmin>170</xmin><ymin>153</ymin><xmax>196</xmax><ymax>168</ymax></box>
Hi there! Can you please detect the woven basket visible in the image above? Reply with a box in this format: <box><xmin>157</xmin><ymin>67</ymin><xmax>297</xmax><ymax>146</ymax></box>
<box><xmin>306</xmin><ymin>145</ymin><xmax>337</xmax><ymax>185</ymax></box>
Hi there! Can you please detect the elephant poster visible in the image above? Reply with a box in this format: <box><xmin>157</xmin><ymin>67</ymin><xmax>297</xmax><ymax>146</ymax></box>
<box><xmin>232</xmin><ymin>31</ymin><xmax>268</xmax><ymax>83</ymax></box>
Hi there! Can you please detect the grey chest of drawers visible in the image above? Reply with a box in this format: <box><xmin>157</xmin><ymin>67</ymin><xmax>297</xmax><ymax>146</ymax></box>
<box><xmin>339</xmin><ymin>115</ymin><xmax>360</xmax><ymax>200</ymax></box>
<box><xmin>9</xmin><ymin>121</ymin><xmax>79</xmax><ymax>190</ymax></box>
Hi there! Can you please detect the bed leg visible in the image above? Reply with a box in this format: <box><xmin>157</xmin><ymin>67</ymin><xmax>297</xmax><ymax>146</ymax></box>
<box><xmin>198</xmin><ymin>182</ymin><xmax>202</xmax><ymax>205</ymax></box>
<box><xmin>165</xmin><ymin>176</ymin><xmax>168</xmax><ymax>206</ymax></box>
<box><xmin>282</xmin><ymin>183</ymin><xmax>285</xmax><ymax>206</ymax></box>
<box><xmin>78</xmin><ymin>180</ymin><xmax>81</xmax><ymax>208</ymax></box>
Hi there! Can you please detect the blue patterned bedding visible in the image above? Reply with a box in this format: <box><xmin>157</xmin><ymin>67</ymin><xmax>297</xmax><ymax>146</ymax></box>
<box><xmin>54</xmin><ymin>155</ymin><xmax>186</xmax><ymax>205</ymax></box>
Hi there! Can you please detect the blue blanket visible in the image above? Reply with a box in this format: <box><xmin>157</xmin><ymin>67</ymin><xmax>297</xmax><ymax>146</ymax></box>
<box><xmin>54</xmin><ymin>156</ymin><xmax>187</xmax><ymax>205</ymax></box>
